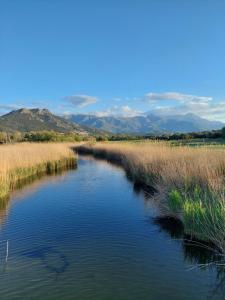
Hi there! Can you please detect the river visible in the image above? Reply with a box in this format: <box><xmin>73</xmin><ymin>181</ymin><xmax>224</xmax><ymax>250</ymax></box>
<box><xmin>0</xmin><ymin>156</ymin><xmax>224</xmax><ymax>300</ymax></box>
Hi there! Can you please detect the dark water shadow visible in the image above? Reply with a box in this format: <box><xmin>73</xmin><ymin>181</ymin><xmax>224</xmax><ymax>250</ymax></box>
<box><xmin>152</xmin><ymin>216</ymin><xmax>225</xmax><ymax>299</ymax></box>
<box><xmin>21</xmin><ymin>246</ymin><xmax>69</xmax><ymax>279</ymax></box>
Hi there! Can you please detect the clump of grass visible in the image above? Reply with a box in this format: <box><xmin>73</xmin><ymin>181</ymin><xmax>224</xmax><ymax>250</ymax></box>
<box><xmin>168</xmin><ymin>190</ymin><xmax>183</xmax><ymax>213</ymax></box>
<box><xmin>166</xmin><ymin>187</ymin><xmax>225</xmax><ymax>247</ymax></box>
<box><xmin>0</xmin><ymin>143</ymin><xmax>76</xmax><ymax>200</ymax></box>
<box><xmin>183</xmin><ymin>192</ymin><xmax>225</xmax><ymax>244</ymax></box>
<box><xmin>76</xmin><ymin>141</ymin><xmax>225</xmax><ymax>252</ymax></box>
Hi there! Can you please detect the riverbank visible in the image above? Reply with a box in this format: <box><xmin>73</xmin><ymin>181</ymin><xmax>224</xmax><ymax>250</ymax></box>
<box><xmin>76</xmin><ymin>142</ymin><xmax>225</xmax><ymax>252</ymax></box>
<box><xmin>0</xmin><ymin>143</ymin><xmax>76</xmax><ymax>200</ymax></box>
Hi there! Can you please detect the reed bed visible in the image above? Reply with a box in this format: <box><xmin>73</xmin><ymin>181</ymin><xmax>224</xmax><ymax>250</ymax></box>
<box><xmin>0</xmin><ymin>143</ymin><xmax>76</xmax><ymax>200</ymax></box>
<box><xmin>77</xmin><ymin>142</ymin><xmax>225</xmax><ymax>251</ymax></box>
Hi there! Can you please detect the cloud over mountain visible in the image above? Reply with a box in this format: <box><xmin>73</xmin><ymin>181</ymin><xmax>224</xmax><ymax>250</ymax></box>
<box><xmin>94</xmin><ymin>105</ymin><xmax>141</xmax><ymax>117</ymax></box>
<box><xmin>144</xmin><ymin>92</ymin><xmax>212</xmax><ymax>103</ymax></box>
<box><xmin>143</xmin><ymin>92</ymin><xmax>225</xmax><ymax>122</ymax></box>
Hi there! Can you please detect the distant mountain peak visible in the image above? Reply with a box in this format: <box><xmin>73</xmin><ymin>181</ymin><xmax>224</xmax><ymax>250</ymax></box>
<box><xmin>1</xmin><ymin>108</ymin><xmax>223</xmax><ymax>135</ymax></box>
<box><xmin>16</xmin><ymin>108</ymin><xmax>31</xmax><ymax>114</ymax></box>
<box><xmin>15</xmin><ymin>108</ymin><xmax>51</xmax><ymax>115</ymax></box>
<box><xmin>0</xmin><ymin>108</ymin><xmax>89</xmax><ymax>134</ymax></box>
<box><xmin>67</xmin><ymin>112</ymin><xmax>224</xmax><ymax>134</ymax></box>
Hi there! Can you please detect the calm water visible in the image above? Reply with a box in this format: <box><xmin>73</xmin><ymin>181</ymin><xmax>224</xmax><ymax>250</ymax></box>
<box><xmin>0</xmin><ymin>156</ymin><xmax>224</xmax><ymax>300</ymax></box>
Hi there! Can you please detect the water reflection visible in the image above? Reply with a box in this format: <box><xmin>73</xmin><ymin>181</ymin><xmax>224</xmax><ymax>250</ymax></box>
<box><xmin>0</xmin><ymin>170</ymin><xmax>73</xmax><ymax>226</ymax></box>
<box><xmin>153</xmin><ymin>216</ymin><xmax>225</xmax><ymax>298</ymax></box>
<box><xmin>0</xmin><ymin>199</ymin><xmax>10</xmax><ymax>228</ymax></box>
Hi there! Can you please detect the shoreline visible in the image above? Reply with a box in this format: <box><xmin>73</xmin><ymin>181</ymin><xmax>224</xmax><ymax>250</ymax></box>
<box><xmin>75</xmin><ymin>143</ymin><xmax>225</xmax><ymax>254</ymax></box>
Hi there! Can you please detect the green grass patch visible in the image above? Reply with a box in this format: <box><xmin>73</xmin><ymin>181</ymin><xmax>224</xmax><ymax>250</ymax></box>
<box><xmin>167</xmin><ymin>187</ymin><xmax>225</xmax><ymax>244</ymax></box>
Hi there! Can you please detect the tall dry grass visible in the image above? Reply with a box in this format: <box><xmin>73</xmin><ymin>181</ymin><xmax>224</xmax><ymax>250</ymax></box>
<box><xmin>77</xmin><ymin>141</ymin><xmax>225</xmax><ymax>251</ymax></box>
<box><xmin>0</xmin><ymin>143</ymin><xmax>76</xmax><ymax>199</ymax></box>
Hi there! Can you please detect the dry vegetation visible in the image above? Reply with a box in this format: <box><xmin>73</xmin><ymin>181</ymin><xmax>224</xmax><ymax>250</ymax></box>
<box><xmin>77</xmin><ymin>141</ymin><xmax>225</xmax><ymax>251</ymax></box>
<box><xmin>0</xmin><ymin>143</ymin><xmax>76</xmax><ymax>200</ymax></box>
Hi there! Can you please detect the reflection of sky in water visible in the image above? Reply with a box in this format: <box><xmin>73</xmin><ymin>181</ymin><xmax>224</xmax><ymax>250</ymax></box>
<box><xmin>0</xmin><ymin>170</ymin><xmax>70</xmax><ymax>227</ymax></box>
<box><xmin>0</xmin><ymin>156</ymin><xmax>224</xmax><ymax>300</ymax></box>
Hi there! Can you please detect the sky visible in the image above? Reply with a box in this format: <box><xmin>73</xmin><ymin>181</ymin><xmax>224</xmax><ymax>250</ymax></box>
<box><xmin>0</xmin><ymin>0</ymin><xmax>225</xmax><ymax>121</ymax></box>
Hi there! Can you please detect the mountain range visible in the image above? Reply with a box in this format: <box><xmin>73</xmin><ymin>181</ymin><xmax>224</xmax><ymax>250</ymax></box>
<box><xmin>0</xmin><ymin>108</ymin><xmax>89</xmax><ymax>134</ymax></box>
<box><xmin>67</xmin><ymin>113</ymin><xmax>224</xmax><ymax>134</ymax></box>
<box><xmin>0</xmin><ymin>108</ymin><xmax>223</xmax><ymax>135</ymax></box>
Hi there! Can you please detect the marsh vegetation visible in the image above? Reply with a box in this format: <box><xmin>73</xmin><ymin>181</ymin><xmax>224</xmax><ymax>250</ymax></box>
<box><xmin>0</xmin><ymin>143</ymin><xmax>76</xmax><ymax>200</ymax></box>
<box><xmin>77</xmin><ymin>141</ymin><xmax>225</xmax><ymax>252</ymax></box>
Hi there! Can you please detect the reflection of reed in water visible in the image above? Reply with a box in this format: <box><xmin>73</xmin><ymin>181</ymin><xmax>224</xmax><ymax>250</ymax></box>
<box><xmin>0</xmin><ymin>168</ymin><xmax>75</xmax><ymax>226</ymax></box>
<box><xmin>153</xmin><ymin>216</ymin><xmax>184</xmax><ymax>239</ymax></box>
<box><xmin>153</xmin><ymin>216</ymin><xmax>225</xmax><ymax>299</ymax></box>
<box><xmin>0</xmin><ymin>198</ymin><xmax>10</xmax><ymax>227</ymax></box>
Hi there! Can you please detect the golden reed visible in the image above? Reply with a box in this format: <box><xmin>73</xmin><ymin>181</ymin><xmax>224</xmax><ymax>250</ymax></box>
<box><xmin>77</xmin><ymin>141</ymin><xmax>225</xmax><ymax>250</ymax></box>
<box><xmin>0</xmin><ymin>143</ymin><xmax>76</xmax><ymax>199</ymax></box>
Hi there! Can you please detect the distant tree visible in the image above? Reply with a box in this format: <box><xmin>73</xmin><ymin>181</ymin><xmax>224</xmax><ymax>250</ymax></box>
<box><xmin>10</xmin><ymin>131</ymin><xmax>23</xmax><ymax>142</ymax></box>
<box><xmin>23</xmin><ymin>130</ymin><xmax>91</xmax><ymax>142</ymax></box>
<box><xmin>0</xmin><ymin>132</ymin><xmax>8</xmax><ymax>143</ymax></box>
<box><xmin>222</xmin><ymin>127</ymin><xmax>225</xmax><ymax>138</ymax></box>
<box><xmin>96</xmin><ymin>135</ymin><xmax>108</xmax><ymax>142</ymax></box>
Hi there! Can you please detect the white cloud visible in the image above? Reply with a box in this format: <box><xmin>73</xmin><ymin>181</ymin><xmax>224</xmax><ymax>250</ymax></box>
<box><xmin>64</xmin><ymin>94</ymin><xmax>98</xmax><ymax>107</ymax></box>
<box><xmin>93</xmin><ymin>105</ymin><xmax>142</xmax><ymax>118</ymax></box>
<box><xmin>142</xmin><ymin>91</ymin><xmax>225</xmax><ymax>122</ymax></box>
<box><xmin>144</xmin><ymin>92</ymin><xmax>212</xmax><ymax>104</ymax></box>
<box><xmin>152</xmin><ymin>100</ymin><xmax>225</xmax><ymax>122</ymax></box>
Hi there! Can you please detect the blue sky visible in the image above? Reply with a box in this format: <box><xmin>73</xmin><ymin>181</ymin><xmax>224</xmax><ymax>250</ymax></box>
<box><xmin>1</xmin><ymin>0</ymin><xmax>225</xmax><ymax>121</ymax></box>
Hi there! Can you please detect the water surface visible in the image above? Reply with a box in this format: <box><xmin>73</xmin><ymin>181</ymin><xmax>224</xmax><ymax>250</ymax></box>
<box><xmin>0</xmin><ymin>156</ymin><xmax>224</xmax><ymax>300</ymax></box>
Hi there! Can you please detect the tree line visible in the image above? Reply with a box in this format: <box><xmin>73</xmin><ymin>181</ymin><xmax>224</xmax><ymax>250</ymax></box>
<box><xmin>0</xmin><ymin>127</ymin><xmax>224</xmax><ymax>143</ymax></box>
<box><xmin>97</xmin><ymin>127</ymin><xmax>225</xmax><ymax>141</ymax></box>
<box><xmin>0</xmin><ymin>131</ymin><xmax>94</xmax><ymax>143</ymax></box>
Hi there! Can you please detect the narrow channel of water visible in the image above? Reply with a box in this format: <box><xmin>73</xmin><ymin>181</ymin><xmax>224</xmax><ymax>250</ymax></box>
<box><xmin>0</xmin><ymin>156</ymin><xmax>224</xmax><ymax>300</ymax></box>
